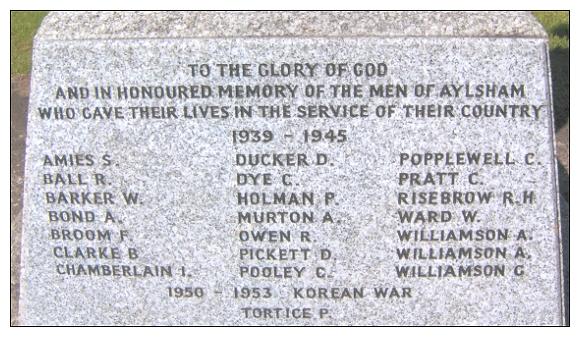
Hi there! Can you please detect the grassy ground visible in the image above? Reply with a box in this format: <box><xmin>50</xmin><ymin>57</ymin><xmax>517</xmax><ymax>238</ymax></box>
<box><xmin>10</xmin><ymin>11</ymin><xmax>48</xmax><ymax>75</ymax></box>
<box><xmin>534</xmin><ymin>11</ymin><xmax>570</xmax><ymax>51</ymax></box>
<box><xmin>533</xmin><ymin>11</ymin><xmax>569</xmax><ymax>130</ymax></box>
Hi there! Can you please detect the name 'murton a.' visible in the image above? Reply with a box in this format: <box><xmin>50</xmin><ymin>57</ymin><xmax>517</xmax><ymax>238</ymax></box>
<box><xmin>19</xmin><ymin>11</ymin><xmax>564</xmax><ymax>326</ymax></box>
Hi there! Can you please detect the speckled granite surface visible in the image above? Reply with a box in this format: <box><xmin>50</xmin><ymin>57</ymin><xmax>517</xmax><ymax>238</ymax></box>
<box><xmin>19</xmin><ymin>11</ymin><xmax>563</xmax><ymax>326</ymax></box>
<box><xmin>36</xmin><ymin>11</ymin><xmax>547</xmax><ymax>40</ymax></box>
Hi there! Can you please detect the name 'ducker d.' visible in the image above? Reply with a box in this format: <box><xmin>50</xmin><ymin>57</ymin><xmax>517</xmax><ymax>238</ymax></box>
<box><xmin>235</xmin><ymin>153</ymin><xmax>329</xmax><ymax>166</ymax></box>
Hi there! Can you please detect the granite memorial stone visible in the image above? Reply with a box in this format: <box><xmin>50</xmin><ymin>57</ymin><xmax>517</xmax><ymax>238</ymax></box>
<box><xmin>19</xmin><ymin>11</ymin><xmax>565</xmax><ymax>325</ymax></box>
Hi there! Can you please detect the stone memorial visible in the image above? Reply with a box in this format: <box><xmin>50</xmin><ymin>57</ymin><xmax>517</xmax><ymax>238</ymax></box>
<box><xmin>19</xmin><ymin>11</ymin><xmax>565</xmax><ymax>325</ymax></box>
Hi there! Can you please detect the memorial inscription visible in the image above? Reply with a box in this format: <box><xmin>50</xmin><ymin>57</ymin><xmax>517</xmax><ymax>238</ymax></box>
<box><xmin>19</xmin><ymin>11</ymin><xmax>564</xmax><ymax>325</ymax></box>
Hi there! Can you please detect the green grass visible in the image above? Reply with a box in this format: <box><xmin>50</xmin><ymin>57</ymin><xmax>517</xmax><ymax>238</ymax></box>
<box><xmin>533</xmin><ymin>11</ymin><xmax>569</xmax><ymax>130</ymax></box>
<box><xmin>10</xmin><ymin>11</ymin><xmax>48</xmax><ymax>75</ymax></box>
<box><xmin>533</xmin><ymin>11</ymin><xmax>570</xmax><ymax>51</ymax></box>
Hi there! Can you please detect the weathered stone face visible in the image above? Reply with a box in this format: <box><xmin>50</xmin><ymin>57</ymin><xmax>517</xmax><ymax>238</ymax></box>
<box><xmin>19</xmin><ymin>11</ymin><xmax>564</xmax><ymax>325</ymax></box>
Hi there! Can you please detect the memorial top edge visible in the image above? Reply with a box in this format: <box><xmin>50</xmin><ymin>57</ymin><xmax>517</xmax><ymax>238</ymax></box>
<box><xmin>35</xmin><ymin>11</ymin><xmax>548</xmax><ymax>41</ymax></box>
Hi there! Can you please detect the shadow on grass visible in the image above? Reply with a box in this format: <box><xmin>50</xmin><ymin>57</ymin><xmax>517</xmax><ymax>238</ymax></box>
<box><xmin>551</xmin><ymin>49</ymin><xmax>569</xmax><ymax>132</ymax></box>
<box><xmin>553</xmin><ymin>49</ymin><xmax>570</xmax><ymax>322</ymax></box>
<box><xmin>10</xmin><ymin>75</ymin><xmax>30</xmax><ymax>326</ymax></box>
<box><xmin>549</xmin><ymin>18</ymin><xmax>569</xmax><ymax>131</ymax></box>
<box><xmin>557</xmin><ymin>161</ymin><xmax>569</xmax><ymax>325</ymax></box>
<box><xmin>551</xmin><ymin>23</ymin><xmax>569</xmax><ymax>39</ymax></box>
